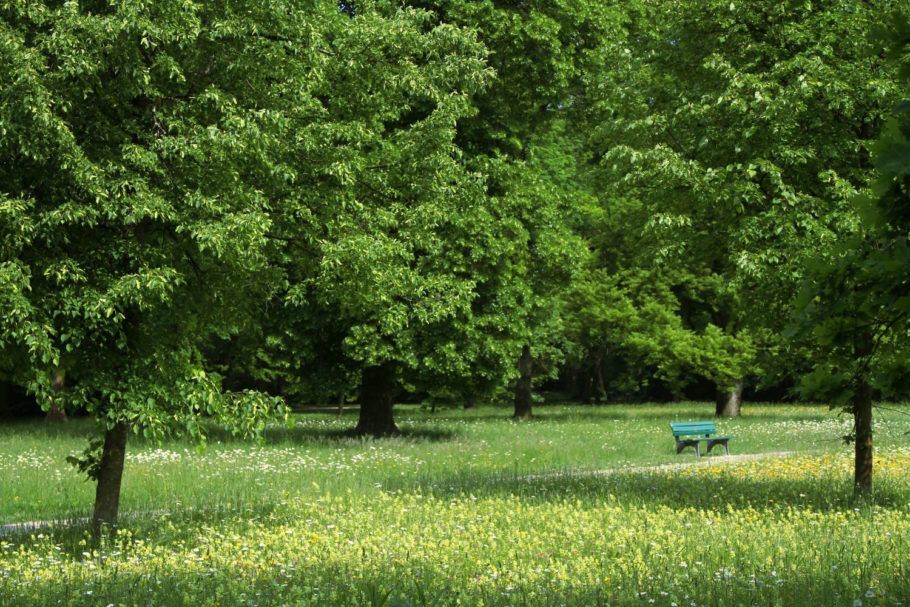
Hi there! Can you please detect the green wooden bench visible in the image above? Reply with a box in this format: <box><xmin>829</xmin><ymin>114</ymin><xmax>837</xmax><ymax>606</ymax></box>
<box><xmin>670</xmin><ymin>421</ymin><xmax>733</xmax><ymax>458</ymax></box>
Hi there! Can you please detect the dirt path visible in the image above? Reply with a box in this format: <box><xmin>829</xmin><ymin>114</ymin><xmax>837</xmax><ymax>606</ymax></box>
<box><xmin>0</xmin><ymin>451</ymin><xmax>794</xmax><ymax>538</ymax></box>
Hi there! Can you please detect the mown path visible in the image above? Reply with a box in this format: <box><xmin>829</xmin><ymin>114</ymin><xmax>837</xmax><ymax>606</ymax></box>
<box><xmin>520</xmin><ymin>450</ymin><xmax>795</xmax><ymax>483</ymax></box>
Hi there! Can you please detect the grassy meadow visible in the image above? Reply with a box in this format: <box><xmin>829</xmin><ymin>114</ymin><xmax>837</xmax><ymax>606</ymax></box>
<box><xmin>2</xmin><ymin>403</ymin><xmax>910</xmax><ymax>606</ymax></box>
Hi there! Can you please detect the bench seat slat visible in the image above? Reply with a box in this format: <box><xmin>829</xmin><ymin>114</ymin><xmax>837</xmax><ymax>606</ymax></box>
<box><xmin>675</xmin><ymin>435</ymin><xmax>734</xmax><ymax>441</ymax></box>
<box><xmin>670</xmin><ymin>421</ymin><xmax>717</xmax><ymax>436</ymax></box>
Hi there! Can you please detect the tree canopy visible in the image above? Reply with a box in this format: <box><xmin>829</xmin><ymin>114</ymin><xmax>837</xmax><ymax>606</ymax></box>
<box><xmin>1</xmin><ymin>0</ymin><xmax>907</xmax><ymax>526</ymax></box>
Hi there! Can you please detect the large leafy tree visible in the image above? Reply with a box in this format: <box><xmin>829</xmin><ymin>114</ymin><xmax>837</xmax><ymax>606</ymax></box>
<box><xmin>242</xmin><ymin>1</ymin><xmax>616</xmax><ymax>429</ymax></box>
<box><xmin>795</xmin><ymin>10</ymin><xmax>910</xmax><ymax>496</ymax></box>
<box><xmin>0</xmin><ymin>0</ymin><xmax>364</xmax><ymax>532</ymax></box>
<box><xmin>247</xmin><ymin>1</ymin><xmax>505</xmax><ymax>436</ymax></box>
<box><xmin>589</xmin><ymin>0</ymin><xmax>900</xmax><ymax>415</ymax></box>
<box><xmin>565</xmin><ymin>190</ymin><xmax>754</xmax><ymax>403</ymax></box>
<box><xmin>396</xmin><ymin>0</ymin><xmax>619</xmax><ymax>419</ymax></box>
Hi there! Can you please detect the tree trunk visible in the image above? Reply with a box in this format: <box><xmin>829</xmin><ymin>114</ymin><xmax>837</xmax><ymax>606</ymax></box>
<box><xmin>0</xmin><ymin>381</ymin><xmax>9</xmax><ymax>414</ymax></box>
<box><xmin>356</xmin><ymin>364</ymin><xmax>398</xmax><ymax>437</ymax></box>
<box><xmin>578</xmin><ymin>366</ymin><xmax>593</xmax><ymax>404</ymax></box>
<box><xmin>594</xmin><ymin>350</ymin><xmax>607</xmax><ymax>402</ymax></box>
<box><xmin>513</xmin><ymin>345</ymin><xmax>533</xmax><ymax>420</ymax></box>
<box><xmin>854</xmin><ymin>332</ymin><xmax>874</xmax><ymax>498</ymax></box>
<box><xmin>715</xmin><ymin>379</ymin><xmax>743</xmax><ymax>417</ymax></box>
<box><xmin>46</xmin><ymin>404</ymin><xmax>67</xmax><ymax>421</ymax></box>
<box><xmin>92</xmin><ymin>422</ymin><xmax>129</xmax><ymax>537</ymax></box>
<box><xmin>46</xmin><ymin>368</ymin><xmax>67</xmax><ymax>422</ymax></box>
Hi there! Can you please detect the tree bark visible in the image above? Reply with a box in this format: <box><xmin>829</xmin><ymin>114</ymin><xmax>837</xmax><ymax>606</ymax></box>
<box><xmin>578</xmin><ymin>365</ymin><xmax>593</xmax><ymax>404</ymax></box>
<box><xmin>92</xmin><ymin>422</ymin><xmax>129</xmax><ymax>537</ymax></box>
<box><xmin>854</xmin><ymin>332</ymin><xmax>874</xmax><ymax>498</ymax></box>
<box><xmin>715</xmin><ymin>379</ymin><xmax>743</xmax><ymax>417</ymax></box>
<box><xmin>594</xmin><ymin>350</ymin><xmax>607</xmax><ymax>402</ymax></box>
<box><xmin>513</xmin><ymin>345</ymin><xmax>533</xmax><ymax>420</ymax></box>
<box><xmin>46</xmin><ymin>404</ymin><xmax>67</xmax><ymax>421</ymax></box>
<box><xmin>46</xmin><ymin>368</ymin><xmax>67</xmax><ymax>422</ymax></box>
<box><xmin>356</xmin><ymin>364</ymin><xmax>398</xmax><ymax>437</ymax></box>
<box><xmin>0</xmin><ymin>381</ymin><xmax>9</xmax><ymax>414</ymax></box>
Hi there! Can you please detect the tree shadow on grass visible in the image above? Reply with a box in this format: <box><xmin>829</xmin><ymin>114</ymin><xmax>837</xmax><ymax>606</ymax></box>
<box><xmin>0</xmin><ymin>499</ymin><xmax>288</xmax><ymax>556</ymax></box>
<box><xmin>198</xmin><ymin>421</ymin><xmax>460</xmax><ymax>446</ymax></box>
<box><xmin>396</xmin><ymin>466</ymin><xmax>910</xmax><ymax>513</ymax></box>
<box><xmin>399</xmin><ymin>409</ymin><xmax>647</xmax><ymax>425</ymax></box>
<box><xmin>0</xmin><ymin>416</ymin><xmax>97</xmax><ymax>441</ymax></box>
<box><xmin>401</xmin><ymin>404</ymin><xmax>840</xmax><ymax>426</ymax></box>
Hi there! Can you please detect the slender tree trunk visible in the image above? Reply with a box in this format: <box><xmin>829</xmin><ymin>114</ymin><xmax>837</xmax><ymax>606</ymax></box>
<box><xmin>594</xmin><ymin>350</ymin><xmax>607</xmax><ymax>402</ymax></box>
<box><xmin>563</xmin><ymin>364</ymin><xmax>583</xmax><ymax>403</ymax></box>
<box><xmin>337</xmin><ymin>392</ymin><xmax>345</xmax><ymax>417</ymax></box>
<box><xmin>356</xmin><ymin>364</ymin><xmax>398</xmax><ymax>437</ymax></box>
<box><xmin>513</xmin><ymin>345</ymin><xmax>533</xmax><ymax>420</ymax></box>
<box><xmin>0</xmin><ymin>381</ymin><xmax>9</xmax><ymax>413</ymax></box>
<box><xmin>46</xmin><ymin>368</ymin><xmax>67</xmax><ymax>422</ymax></box>
<box><xmin>715</xmin><ymin>379</ymin><xmax>743</xmax><ymax>417</ymax></box>
<box><xmin>854</xmin><ymin>332</ymin><xmax>874</xmax><ymax>498</ymax></box>
<box><xmin>578</xmin><ymin>365</ymin><xmax>593</xmax><ymax>404</ymax></box>
<box><xmin>710</xmin><ymin>306</ymin><xmax>744</xmax><ymax>418</ymax></box>
<box><xmin>92</xmin><ymin>422</ymin><xmax>129</xmax><ymax>537</ymax></box>
<box><xmin>851</xmin><ymin>119</ymin><xmax>876</xmax><ymax>497</ymax></box>
<box><xmin>47</xmin><ymin>405</ymin><xmax>67</xmax><ymax>421</ymax></box>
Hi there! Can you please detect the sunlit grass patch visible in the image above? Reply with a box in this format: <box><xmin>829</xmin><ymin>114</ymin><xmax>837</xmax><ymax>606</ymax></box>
<box><xmin>1</xmin><ymin>404</ymin><xmax>909</xmax><ymax>606</ymax></box>
<box><xmin>2</xmin><ymin>451</ymin><xmax>909</xmax><ymax>606</ymax></box>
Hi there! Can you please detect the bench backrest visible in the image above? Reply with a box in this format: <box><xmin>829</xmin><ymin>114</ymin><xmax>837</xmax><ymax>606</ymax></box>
<box><xmin>670</xmin><ymin>421</ymin><xmax>717</xmax><ymax>437</ymax></box>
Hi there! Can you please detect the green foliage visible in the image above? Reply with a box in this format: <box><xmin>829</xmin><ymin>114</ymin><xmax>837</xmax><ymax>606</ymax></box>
<box><xmin>241</xmin><ymin>1</ymin><xmax>618</xmax><ymax>410</ymax></box>
<box><xmin>794</xmin><ymin>7</ymin><xmax>910</xmax><ymax>406</ymax></box>
<box><xmin>581</xmin><ymin>0</ymin><xmax>900</xmax><ymax>398</ymax></box>
<box><xmin>409</xmin><ymin>0</ymin><xmax>621</xmax><ymax>156</ymax></box>
<box><xmin>0</xmin><ymin>0</ymin><xmax>320</xmax><ymax>443</ymax></box>
<box><xmin>65</xmin><ymin>438</ymin><xmax>104</xmax><ymax>481</ymax></box>
<box><xmin>405</xmin><ymin>0</ymin><xmax>621</xmax><ymax>392</ymax></box>
<box><xmin>250</xmin><ymin>2</ymin><xmax>508</xmax><ymax>405</ymax></box>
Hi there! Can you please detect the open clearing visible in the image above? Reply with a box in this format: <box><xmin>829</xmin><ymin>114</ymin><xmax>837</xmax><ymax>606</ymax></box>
<box><xmin>1</xmin><ymin>403</ymin><xmax>909</xmax><ymax>606</ymax></box>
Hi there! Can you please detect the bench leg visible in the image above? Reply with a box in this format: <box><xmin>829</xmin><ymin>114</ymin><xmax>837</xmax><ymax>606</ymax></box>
<box><xmin>694</xmin><ymin>443</ymin><xmax>700</xmax><ymax>458</ymax></box>
<box><xmin>703</xmin><ymin>439</ymin><xmax>730</xmax><ymax>456</ymax></box>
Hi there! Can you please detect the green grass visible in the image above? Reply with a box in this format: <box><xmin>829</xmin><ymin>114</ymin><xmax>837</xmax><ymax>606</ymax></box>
<box><xmin>1</xmin><ymin>402</ymin><xmax>909</xmax><ymax>606</ymax></box>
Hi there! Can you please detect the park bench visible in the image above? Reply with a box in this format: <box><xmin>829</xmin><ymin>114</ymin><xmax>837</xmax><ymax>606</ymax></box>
<box><xmin>669</xmin><ymin>421</ymin><xmax>733</xmax><ymax>458</ymax></box>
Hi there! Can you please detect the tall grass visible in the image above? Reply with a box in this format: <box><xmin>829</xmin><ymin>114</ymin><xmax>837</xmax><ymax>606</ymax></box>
<box><xmin>4</xmin><ymin>403</ymin><xmax>905</xmax><ymax>524</ymax></box>
<box><xmin>1</xmin><ymin>403</ymin><xmax>908</xmax><ymax>606</ymax></box>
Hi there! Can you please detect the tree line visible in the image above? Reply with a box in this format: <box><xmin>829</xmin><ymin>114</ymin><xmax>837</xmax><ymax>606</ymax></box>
<box><xmin>1</xmin><ymin>0</ymin><xmax>907</xmax><ymax>533</ymax></box>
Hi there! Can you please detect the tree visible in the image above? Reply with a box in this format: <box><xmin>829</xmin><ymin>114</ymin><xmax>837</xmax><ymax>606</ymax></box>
<box><xmin>795</xmin><ymin>10</ymin><xmax>910</xmax><ymax>496</ymax></box>
<box><xmin>565</xmin><ymin>181</ymin><xmax>761</xmax><ymax>406</ymax></box>
<box><xmin>240</xmin><ymin>1</ymin><xmax>501</xmax><ymax>436</ymax></box>
<box><xmin>587</xmin><ymin>0</ymin><xmax>901</xmax><ymax>415</ymax></box>
<box><xmin>0</xmin><ymin>0</ymin><xmax>350</xmax><ymax>533</ymax></box>
<box><xmin>239</xmin><ymin>1</ymin><xmax>618</xmax><ymax>430</ymax></box>
<box><xmin>397</xmin><ymin>1</ymin><xmax>620</xmax><ymax>419</ymax></box>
